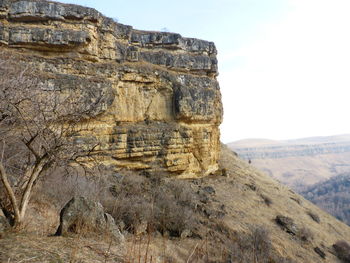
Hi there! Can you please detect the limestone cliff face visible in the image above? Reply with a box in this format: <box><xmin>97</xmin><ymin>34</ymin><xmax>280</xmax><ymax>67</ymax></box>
<box><xmin>0</xmin><ymin>0</ymin><xmax>222</xmax><ymax>177</ymax></box>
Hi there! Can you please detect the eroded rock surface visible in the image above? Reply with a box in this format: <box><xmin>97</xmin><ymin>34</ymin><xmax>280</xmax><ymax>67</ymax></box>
<box><xmin>0</xmin><ymin>0</ymin><xmax>222</xmax><ymax>177</ymax></box>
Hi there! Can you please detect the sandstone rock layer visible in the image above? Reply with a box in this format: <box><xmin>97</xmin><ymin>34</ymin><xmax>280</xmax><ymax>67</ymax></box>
<box><xmin>0</xmin><ymin>0</ymin><xmax>222</xmax><ymax>177</ymax></box>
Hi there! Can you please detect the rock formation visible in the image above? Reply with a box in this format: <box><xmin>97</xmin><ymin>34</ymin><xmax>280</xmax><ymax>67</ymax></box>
<box><xmin>0</xmin><ymin>0</ymin><xmax>222</xmax><ymax>177</ymax></box>
<box><xmin>56</xmin><ymin>196</ymin><xmax>124</xmax><ymax>242</ymax></box>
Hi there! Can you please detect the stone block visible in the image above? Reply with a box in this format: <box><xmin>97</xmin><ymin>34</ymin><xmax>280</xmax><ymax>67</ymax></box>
<box><xmin>9</xmin><ymin>27</ymin><xmax>91</xmax><ymax>48</ymax></box>
<box><xmin>9</xmin><ymin>1</ymin><xmax>100</xmax><ymax>22</ymax></box>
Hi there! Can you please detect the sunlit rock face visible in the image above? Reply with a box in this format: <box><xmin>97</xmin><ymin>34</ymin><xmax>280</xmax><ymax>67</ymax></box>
<box><xmin>0</xmin><ymin>0</ymin><xmax>223</xmax><ymax>177</ymax></box>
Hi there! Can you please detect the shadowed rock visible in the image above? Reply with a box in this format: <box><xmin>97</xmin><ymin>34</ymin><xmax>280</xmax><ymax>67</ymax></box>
<box><xmin>56</xmin><ymin>197</ymin><xmax>123</xmax><ymax>242</ymax></box>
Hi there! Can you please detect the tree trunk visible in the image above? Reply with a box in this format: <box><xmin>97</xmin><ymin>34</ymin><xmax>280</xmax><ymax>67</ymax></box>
<box><xmin>0</xmin><ymin>162</ymin><xmax>21</xmax><ymax>226</ymax></box>
<box><xmin>19</xmin><ymin>166</ymin><xmax>34</xmax><ymax>190</ymax></box>
<box><xmin>19</xmin><ymin>155</ymin><xmax>49</xmax><ymax>221</ymax></box>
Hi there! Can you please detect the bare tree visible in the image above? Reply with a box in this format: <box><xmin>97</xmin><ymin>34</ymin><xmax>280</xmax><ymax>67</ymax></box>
<box><xmin>0</xmin><ymin>51</ymin><xmax>102</xmax><ymax>227</ymax></box>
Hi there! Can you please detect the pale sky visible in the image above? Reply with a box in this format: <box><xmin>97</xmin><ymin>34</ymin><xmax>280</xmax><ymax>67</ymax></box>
<box><xmin>60</xmin><ymin>0</ymin><xmax>350</xmax><ymax>143</ymax></box>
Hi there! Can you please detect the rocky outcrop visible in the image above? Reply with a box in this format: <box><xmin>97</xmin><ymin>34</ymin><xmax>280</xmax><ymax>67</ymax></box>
<box><xmin>0</xmin><ymin>0</ymin><xmax>222</xmax><ymax>177</ymax></box>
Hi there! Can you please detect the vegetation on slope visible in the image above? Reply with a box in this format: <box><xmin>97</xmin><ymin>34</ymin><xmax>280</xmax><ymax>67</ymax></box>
<box><xmin>228</xmin><ymin>137</ymin><xmax>350</xmax><ymax>228</ymax></box>
<box><xmin>300</xmin><ymin>173</ymin><xmax>350</xmax><ymax>226</ymax></box>
<box><xmin>1</xmin><ymin>145</ymin><xmax>350</xmax><ymax>262</ymax></box>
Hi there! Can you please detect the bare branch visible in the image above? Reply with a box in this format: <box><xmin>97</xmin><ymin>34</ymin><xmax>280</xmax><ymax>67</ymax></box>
<box><xmin>1</xmin><ymin>140</ymin><xmax>5</xmax><ymax>163</ymax></box>
<box><xmin>22</xmin><ymin>133</ymin><xmax>40</xmax><ymax>160</ymax></box>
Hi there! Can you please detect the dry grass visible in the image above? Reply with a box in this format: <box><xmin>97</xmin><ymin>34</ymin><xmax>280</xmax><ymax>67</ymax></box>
<box><xmin>0</xmin><ymin>232</ymin><xmax>124</xmax><ymax>263</ymax></box>
<box><xmin>226</xmin><ymin>225</ymin><xmax>272</xmax><ymax>263</ymax></box>
<box><xmin>2</xmin><ymin>144</ymin><xmax>350</xmax><ymax>262</ymax></box>
<box><xmin>102</xmin><ymin>174</ymin><xmax>198</xmax><ymax>237</ymax></box>
<box><xmin>217</xmin><ymin>144</ymin><xmax>350</xmax><ymax>262</ymax></box>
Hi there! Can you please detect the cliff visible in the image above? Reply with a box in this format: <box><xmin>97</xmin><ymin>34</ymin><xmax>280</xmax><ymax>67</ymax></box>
<box><xmin>0</xmin><ymin>0</ymin><xmax>222</xmax><ymax>177</ymax></box>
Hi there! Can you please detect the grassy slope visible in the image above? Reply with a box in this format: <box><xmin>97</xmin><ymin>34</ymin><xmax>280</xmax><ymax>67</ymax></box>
<box><xmin>217</xmin><ymin>144</ymin><xmax>350</xmax><ymax>262</ymax></box>
<box><xmin>1</xmin><ymin>145</ymin><xmax>350</xmax><ymax>262</ymax></box>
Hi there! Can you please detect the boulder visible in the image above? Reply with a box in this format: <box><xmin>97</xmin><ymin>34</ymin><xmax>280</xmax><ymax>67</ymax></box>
<box><xmin>56</xmin><ymin>196</ymin><xmax>123</xmax><ymax>242</ymax></box>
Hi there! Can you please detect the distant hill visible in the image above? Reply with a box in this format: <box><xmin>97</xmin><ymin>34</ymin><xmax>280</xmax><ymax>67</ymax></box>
<box><xmin>228</xmin><ymin>134</ymin><xmax>350</xmax><ymax>190</ymax></box>
<box><xmin>300</xmin><ymin>174</ymin><xmax>350</xmax><ymax>225</ymax></box>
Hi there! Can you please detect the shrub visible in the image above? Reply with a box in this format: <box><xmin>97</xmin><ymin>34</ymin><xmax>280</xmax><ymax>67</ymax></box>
<box><xmin>307</xmin><ymin>211</ymin><xmax>320</xmax><ymax>223</ymax></box>
<box><xmin>297</xmin><ymin>227</ymin><xmax>313</xmax><ymax>242</ymax></box>
<box><xmin>36</xmin><ymin>169</ymin><xmax>200</xmax><ymax>238</ymax></box>
<box><xmin>333</xmin><ymin>240</ymin><xmax>350</xmax><ymax>262</ymax></box>
<box><xmin>261</xmin><ymin>194</ymin><xmax>273</xmax><ymax>206</ymax></box>
<box><xmin>102</xmin><ymin>174</ymin><xmax>198</xmax><ymax>237</ymax></box>
<box><xmin>34</xmin><ymin>167</ymin><xmax>112</xmax><ymax>210</ymax></box>
<box><xmin>152</xmin><ymin>182</ymin><xmax>195</xmax><ymax>236</ymax></box>
<box><xmin>228</xmin><ymin>225</ymin><xmax>272</xmax><ymax>263</ymax></box>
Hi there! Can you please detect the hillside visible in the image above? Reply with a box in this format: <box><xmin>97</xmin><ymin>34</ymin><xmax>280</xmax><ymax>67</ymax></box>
<box><xmin>301</xmin><ymin>174</ymin><xmax>350</xmax><ymax>226</ymax></box>
<box><xmin>1</xmin><ymin>145</ymin><xmax>350</xmax><ymax>262</ymax></box>
<box><xmin>228</xmin><ymin>134</ymin><xmax>350</xmax><ymax>190</ymax></box>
